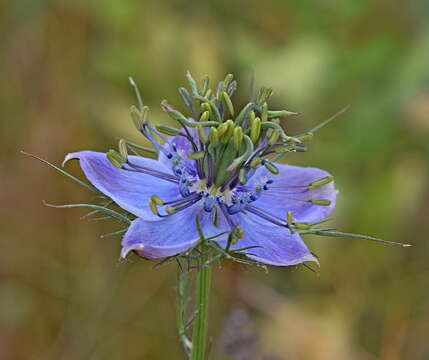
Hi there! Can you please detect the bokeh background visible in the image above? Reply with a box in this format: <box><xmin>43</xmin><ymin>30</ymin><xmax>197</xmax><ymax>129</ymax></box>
<box><xmin>1</xmin><ymin>0</ymin><xmax>429</xmax><ymax>359</ymax></box>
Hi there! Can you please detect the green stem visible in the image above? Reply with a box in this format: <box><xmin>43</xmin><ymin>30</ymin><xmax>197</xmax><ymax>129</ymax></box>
<box><xmin>191</xmin><ymin>246</ymin><xmax>212</xmax><ymax>360</ymax></box>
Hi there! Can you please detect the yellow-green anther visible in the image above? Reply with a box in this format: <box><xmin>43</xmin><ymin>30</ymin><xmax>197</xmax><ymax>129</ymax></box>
<box><xmin>161</xmin><ymin>100</ymin><xmax>218</xmax><ymax>128</ymax></box>
<box><xmin>179</xmin><ymin>87</ymin><xmax>193</xmax><ymax>108</ymax></box>
<box><xmin>250</xmin><ymin>117</ymin><xmax>261</xmax><ymax>143</ymax></box>
<box><xmin>249</xmin><ymin>111</ymin><xmax>256</xmax><ymax>124</ymax></box>
<box><xmin>187</xmin><ymin>151</ymin><xmax>205</xmax><ymax>160</ymax></box>
<box><xmin>130</xmin><ymin>105</ymin><xmax>149</xmax><ymax>131</ymax></box>
<box><xmin>199</xmin><ymin>111</ymin><xmax>210</xmax><ymax>122</ymax></box>
<box><xmin>166</xmin><ymin>207</ymin><xmax>176</xmax><ymax>215</ymax></box>
<box><xmin>274</xmin><ymin>145</ymin><xmax>295</xmax><ymax>154</ymax></box>
<box><xmin>263</xmin><ymin>161</ymin><xmax>279</xmax><ymax>175</ymax></box>
<box><xmin>150</xmin><ymin>195</ymin><xmax>164</xmax><ymax>205</ymax></box>
<box><xmin>233</xmin><ymin>126</ymin><xmax>243</xmax><ymax>151</ymax></box>
<box><xmin>223</xmin><ymin>73</ymin><xmax>233</xmax><ymax>90</ymax></box>
<box><xmin>250</xmin><ymin>157</ymin><xmax>261</xmax><ymax>168</ymax></box>
<box><xmin>239</xmin><ymin>168</ymin><xmax>247</xmax><ymax>184</ymax></box>
<box><xmin>106</xmin><ymin>150</ymin><xmax>125</xmax><ymax>168</ymax></box>
<box><xmin>221</xmin><ymin>91</ymin><xmax>234</xmax><ymax>117</ymax></box>
<box><xmin>287</xmin><ymin>211</ymin><xmax>294</xmax><ymax>227</ymax></box>
<box><xmin>200</xmin><ymin>75</ymin><xmax>209</xmax><ymax>95</ymax></box>
<box><xmin>294</xmin><ymin>222</ymin><xmax>311</xmax><ymax>230</ymax></box>
<box><xmin>235</xmin><ymin>103</ymin><xmax>254</xmax><ymax>126</ymax></box>
<box><xmin>221</xmin><ymin>120</ymin><xmax>234</xmax><ymax>143</ymax></box>
<box><xmin>267</xmin><ymin>109</ymin><xmax>298</xmax><ymax>118</ymax></box>
<box><xmin>268</xmin><ymin>129</ymin><xmax>280</xmax><ymax>145</ymax></box>
<box><xmin>216</xmin><ymin>122</ymin><xmax>228</xmax><ymax>138</ymax></box>
<box><xmin>197</xmin><ymin>125</ymin><xmax>207</xmax><ymax>144</ymax></box>
<box><xmin>149</xmin><ymin>200</ymin><xmax>159</xmax><ymax>215</ymax></box>
<box><xmin>309</xmin><ymin>199</ymin><xmax>331</xmax><ymax>206</ymax></box>
<box><xmin>261</xmin><ymin>102</ymin><xmax>268</xmax><ymax>123</ymax></box>
<box><xmin>209</xmin><ymin>101</ymin><xmax>222</xmax><ymax>122</ymax></box>
<box><xmin>308</xmin><ymin>176</ymin><xmax>334</xmax><ymax>190</ymax></box>
<box><xmin>201</xmin><ymin>102</ymin><xmax>211</xmax><ymax>113</ymax></box>
<box><xmin>156</xmin><ymin>124</ymin><xmax>182</xmax><ymax>136</ymax></box>
<box><xmin>296</xmin><ymin>132</ymin><xmax>314</xmax><ymax>141</ymax></box>
<box><xmin>233</xmin><ymin>226</ymin><xmax>244</xmax><ymax>239</ymax></box>
<box><xmin>118</xmin><ymin>139</ymin><xmax>128</xmax><ymax>160</ymax></box>
<box><xmin>185</xmin><ymin>71</ymin><xmax>199</xmax><ymax>96</ymax></box>
<box><xmin>209</xmin><ymin>127</ymin><xmax>219</xmax><ymax>146</ymax></box>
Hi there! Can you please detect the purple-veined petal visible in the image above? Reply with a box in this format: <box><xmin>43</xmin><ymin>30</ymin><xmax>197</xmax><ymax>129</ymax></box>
<box><xmin>121</xmin><ymin>204</ymin><xmax>228</xmax><ymax>259</ymax></box>
<box><xmin>222</xmin><ymin>211</ymin><xmax>317</xmax><ymax>266</ymax></box>
<box><xmin>63</xmin><ymin>151</ymin><xmax>179</xmax><ymax>220</ymax></box>
<box><xmin>248</xmin><ymin>164</ymin><xmax>338</xmax><ymax>224</ymax></box>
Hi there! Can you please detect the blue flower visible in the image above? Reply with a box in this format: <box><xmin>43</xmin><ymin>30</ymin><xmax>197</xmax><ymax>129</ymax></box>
<box><xmin>64</xmin><ymin>73</ymin><xmax>338</xmax><ymax>266</ymax></box>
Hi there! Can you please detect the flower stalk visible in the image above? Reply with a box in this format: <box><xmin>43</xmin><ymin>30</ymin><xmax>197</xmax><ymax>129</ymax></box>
<box><xmin>190</xmin><ymin>245</ymin><xmax>212</xmax><ymax>360</ymax></box>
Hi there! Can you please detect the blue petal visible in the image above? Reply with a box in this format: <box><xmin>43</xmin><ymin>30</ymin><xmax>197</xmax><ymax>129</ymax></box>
<box><xmin>248</xmin><ymin>164</ymin><xmax>338</xmax><ymax>224</ymax></box>
<box><xmin>121</xmin><ymin>204</ymin><xmax>228</xmax><ymax>259</ymax></box>
<box><xmin>63</xmin><ymin>151</ymin><xmax>179</xmax><ymax>220</ymax></box>
<box><xmin>224</xmin><ymin>211</ymin><xmax>317</xmax><ymax>266</ymax></box>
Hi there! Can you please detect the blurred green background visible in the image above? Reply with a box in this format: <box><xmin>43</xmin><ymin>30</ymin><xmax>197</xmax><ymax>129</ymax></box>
<box><xmin>1</xmin><ymin>0</ymin><xmax>429</xmax><ymax>359</ymax></box>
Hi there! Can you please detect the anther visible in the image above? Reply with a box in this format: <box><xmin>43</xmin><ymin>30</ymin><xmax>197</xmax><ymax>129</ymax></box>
<box><xmin>106</xmin><ymin>150</ymin><xmax>126</xmax><ymax>168</ymax></box>
<box><xmin>308</xmin><ymin>176</ymin><xmax>334</xmax><ymax>190</ymax></box>
<box><xmin>197</xmin><ymin>125</ymin><xmax>207</xmax><ymax>145</ymax></box>
<box><xmin>209</xmin><ymin>127</ymin><xmax>219</xmax><ymax>146</ymax></box>
<box><xmin>221</xmin><ymin>91</ymin><xmax>235</xmax><ymax>117</ymax></box>
<box><xmin>308</xmin><ymin>199</ymin><xmax>331</xmax><ymax>206</ymax></box>
<box><xmin>199</xmin><ymin>111</ymin><xmax>210</xmax><ymax>122</ymax></box>
<box><xmin>250</xmin><ymin>157</ymin><xmax>262</xmax><ymax>169</ymax></box>
<box><xmin>150</xmin><ymin>195</ymin><xmax>164</xmax><ymax>205</ymax></box>
<box><xmin>250</xmin><ymin>117</ymin><xmax>261</xmax><ymax>144</ymax></box>
<box><xmin>268</xmin><ymin>129</ymin><xmax>281</xmax><ymax>145</ymax></box>
<box><xmin>263</xmin><ymin>161</ymin><xmax>279</xmax><ymax>175</ymax></box>
<box><xmin>118</xmin><ymin>139</ymin><xmax>128</xmax><ymax>162</ymax></box>
<box><xmin>156</xmin><ymin>124</ymin><xmax>182</xmax><ymax>136</ymax></box>
<box><xmin>149</xmin><ymin>199</ymin><xmax>159</xmax><ymax>216</ymax></box>
<box><xmin>187</xmin><ymin>151</ymin><xmax>205</xmax><ymax>160</ymax></box>
<box><xmin>233</xmin><ymin>126</ymin><xmax>243</xmax><ymax>151</ymax></box>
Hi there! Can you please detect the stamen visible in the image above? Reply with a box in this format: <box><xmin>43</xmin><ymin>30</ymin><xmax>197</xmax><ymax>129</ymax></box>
<box><xmin>125</xmin><ymin>161</ymin><xmax>179</xmax><ymax>183</ymax></box>
<box><xmin>245</xmin><ymin>205</ymin><xmax>287</xmax><ymax>228</ymax></box>
<box><xmin>308</xmin><ymin>176</ymin><xmax>334</xmax><ymax>190</ymax></box>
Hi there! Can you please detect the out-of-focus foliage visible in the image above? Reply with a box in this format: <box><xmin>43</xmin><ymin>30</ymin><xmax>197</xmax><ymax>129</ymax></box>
<box><xmin>1</xmin><ymin>0</ymin><xmax>428</xmax><ymax>359</ymax></box>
